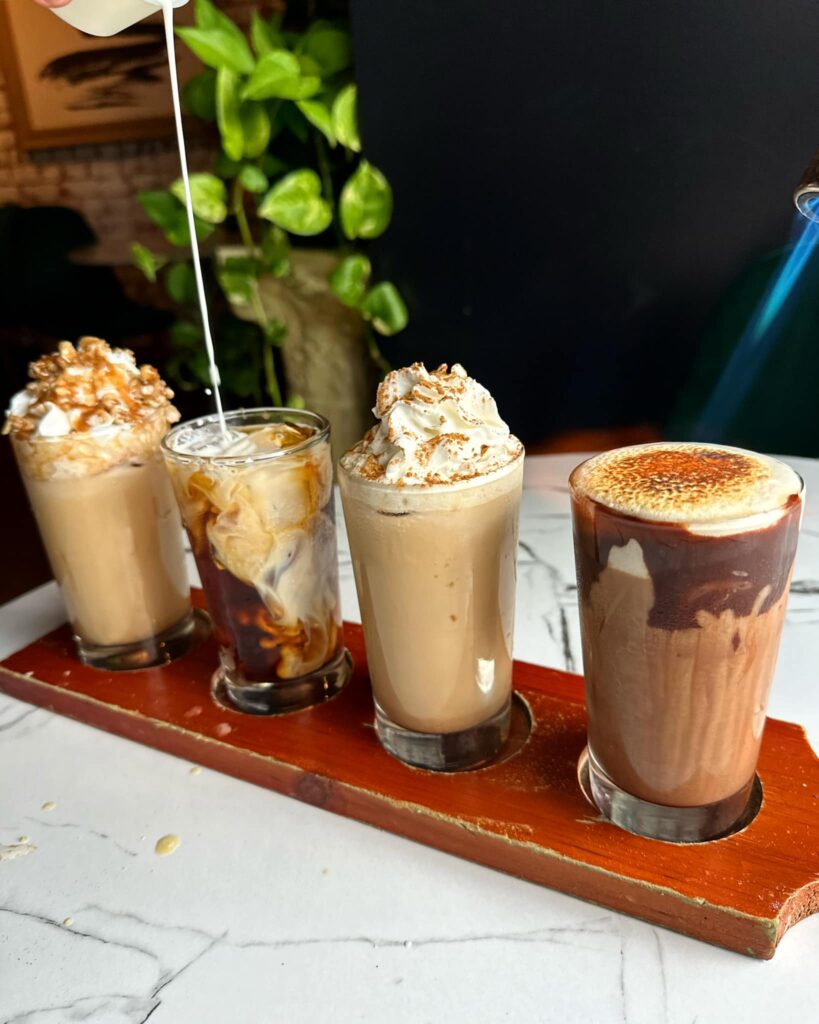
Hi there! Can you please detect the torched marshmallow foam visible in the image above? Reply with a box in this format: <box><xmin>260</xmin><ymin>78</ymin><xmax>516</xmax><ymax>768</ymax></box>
<box><xmin>571</xmin><ymin>441</ymin><xmax>803</xmax><ymax>807</ymax></box>
<box><xmin>4</xmin><ymin>337</ymin><xmax>180</xmax><ymax>480</ymax></box>
<box><xmin>340</xmin><ymin>362</ymin><xmax>523</xmax><ymax>486</ymax></box>
<box><xmin>571</xmin><ymin>443</ymin><xmax>802</xmax><ymax>528</ymax></box>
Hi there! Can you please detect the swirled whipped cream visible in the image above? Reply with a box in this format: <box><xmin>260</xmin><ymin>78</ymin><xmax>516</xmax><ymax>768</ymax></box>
<box><xmin>341</xmin><ymin>363</ymin><xmax>523</xmax><ymax>485</ymax></box>
<box><xmin>5</xmin><ymin>337</ymin><xmax>180</xmax><ymax>480</ymax></box>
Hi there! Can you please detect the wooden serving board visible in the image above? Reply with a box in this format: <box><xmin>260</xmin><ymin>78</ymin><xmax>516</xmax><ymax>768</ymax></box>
<box><xmin>1</xmin><ymin>592</ymin><xmax>817</xmax><ymax>960</ymax></box>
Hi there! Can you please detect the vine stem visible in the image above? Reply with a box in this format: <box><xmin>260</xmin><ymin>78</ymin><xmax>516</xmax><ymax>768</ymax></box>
<box><xmin>262</xmin><ymin>342</ymin><xmax>283</xmax><ymax>408</ymax></box>
<box><xmin>232</xmin><ymin>178</ymin><xmax>284</xmax><ymax>407</ymax></box>
<box><xmin>314</xmin><ymin>131</ymin><xmax>344</xmax><ymax>248</ymax></box>
<box><xmin>314</xmin><ymin>132</ymin><xmax>389</xmax><ymax>374</ymax></box>
<box><xmin>365</xmin><ymin>325</ymin><xmax>391</xmax><ymax>377</ymax></box>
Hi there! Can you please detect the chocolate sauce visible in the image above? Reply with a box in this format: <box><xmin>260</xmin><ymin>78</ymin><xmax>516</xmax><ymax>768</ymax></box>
<box><xmin>572</xmin><ymin>495</ymin><xmax>801</xmax><ymax>631</ymax></box>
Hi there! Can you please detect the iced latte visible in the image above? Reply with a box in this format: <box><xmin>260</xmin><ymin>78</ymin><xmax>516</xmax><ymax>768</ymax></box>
<box><xmin>4</xmin><ymin>338</ymin><xmax>194</xmax><ymax>669</ymax></box>
<box><xmin>570</xmin><ymin>443</ymin><xmax>802</xmax><ymax>841</ymax></box>
<box><xmin>162</xmin><ymin>409</ymin><xmax>350</xmax><ymax>714</ymax></box>
<box><xmin>340</xmin><ymin>363</ymin><xmax>524</xmax><ymax>771</ymax></box>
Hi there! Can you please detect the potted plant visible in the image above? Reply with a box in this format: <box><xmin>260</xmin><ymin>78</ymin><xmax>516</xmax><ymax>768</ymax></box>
<box><xmin>132</xmin><ymin>0</ymin><xmax>407</xmax><ymax>460</ymax></box>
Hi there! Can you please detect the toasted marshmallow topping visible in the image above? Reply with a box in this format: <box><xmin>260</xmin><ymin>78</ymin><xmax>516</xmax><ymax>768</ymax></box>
<box><xmin>572</xmin><ymin>443</ymin><xmax>802</xmax><ymax>525</ymax></box>
<box><xmin>341</xmin><ymin>363</ymin><xmax>523</xmax><ymax>485</ymax></box>
<box><xmin>3</xmin><ymin>337</ymin><xmax>178</xmax><ymax>440</ymax></box>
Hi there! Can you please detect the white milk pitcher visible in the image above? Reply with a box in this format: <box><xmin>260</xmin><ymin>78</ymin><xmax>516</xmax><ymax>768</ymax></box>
<box><xmin>52</xmin><ymin>0</ymin><xmax>189</xmax><ymax>37</ymax></box>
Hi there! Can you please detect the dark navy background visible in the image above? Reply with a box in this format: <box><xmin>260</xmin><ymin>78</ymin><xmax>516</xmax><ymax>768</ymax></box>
<box><xmin>351</xmin><ymin>0</ymin><xmax>819</xmax><ymax>445</ymax></box>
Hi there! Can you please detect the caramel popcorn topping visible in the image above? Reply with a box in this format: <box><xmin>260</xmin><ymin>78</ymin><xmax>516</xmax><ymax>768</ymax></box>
<box><xmin>3</xmin><ymin>337</ymin><xmax>178</xmax><ymax>439</ymax></box>
<box><xmin>6</xmin><ymin>338</ymin><xmax>180</xmax><ymax>481</ymax></box>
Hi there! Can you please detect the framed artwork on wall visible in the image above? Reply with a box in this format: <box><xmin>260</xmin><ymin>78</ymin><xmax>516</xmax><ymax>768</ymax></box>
<box><xmin>0</xmin><ymin>0</ymin><xmax>198</xmax><ymax>151</ymax></box>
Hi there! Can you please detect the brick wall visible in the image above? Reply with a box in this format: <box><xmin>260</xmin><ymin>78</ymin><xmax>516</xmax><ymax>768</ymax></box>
<box><xmin>0</xmin><ymin>1</ymin><xmax>260</xmax><ymax>261</ymax></box>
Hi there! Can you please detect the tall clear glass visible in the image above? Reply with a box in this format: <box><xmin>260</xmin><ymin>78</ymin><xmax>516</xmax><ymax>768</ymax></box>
<box><xmin>570</xmin><ymin>448</ymin><xmax>803</xmax><ymax>842</ymax></box>
<box><xmin>162</xmin><ymin>408</ymin><xmax>350</xmax><ymax>715</ymax></box>
<box><xmin>12</xmin><ymin>413</ymin><xmax>195</xmax><ymax>670</ymax></box>
<box><xmin>339</xmin><ymin>455</ymin><xmax>524</xmax><ymax>771</ymax></box>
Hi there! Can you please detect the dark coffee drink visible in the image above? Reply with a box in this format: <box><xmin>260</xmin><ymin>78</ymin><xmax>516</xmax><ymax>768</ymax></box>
<box><xmin>163</xmin><ymin>409</ymin><xmax>350</xmax><ymax>714</ymax></box>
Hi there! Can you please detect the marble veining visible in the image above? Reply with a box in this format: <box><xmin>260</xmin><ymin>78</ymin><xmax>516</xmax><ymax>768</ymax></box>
<box><xmin>22</xmin><ymin>818</ymin><xmax>139</xmax><ymax>859</ymax></box>
<box><xmin>1</xmin><ymin>454</ymin><xmax>818</xmax><ymax>1023</ymax></box>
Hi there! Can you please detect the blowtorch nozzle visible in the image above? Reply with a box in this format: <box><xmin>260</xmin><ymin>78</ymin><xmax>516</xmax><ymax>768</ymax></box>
<box><xmin>794</xmin><ymin>150</ymin><xmax>819</xmax><ymax>222</ymax></box>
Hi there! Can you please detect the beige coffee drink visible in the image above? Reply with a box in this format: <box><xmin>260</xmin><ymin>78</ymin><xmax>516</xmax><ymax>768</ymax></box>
<box><xmin>4</xmin><ymin>338</ymin><xmax>194</xmax><ymax>670</ymax></box>
<box><xmin>340</xmin><ymin>363</ymin><xmax>524</xmax><ymax>770</ymax></box>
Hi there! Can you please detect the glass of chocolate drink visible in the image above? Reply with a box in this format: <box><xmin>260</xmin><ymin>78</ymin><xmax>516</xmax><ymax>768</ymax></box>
<box><xmin>4</xmin><ymin>338</ymin><xmax>196</xmax><ymax>670</ymax></box>
<box><xmin>339</xmin><ymin>363</ymin><xmax>524</xmax><ymax>771</ymax></box>
<box><xmin>570</xmin><ymin>442</ymin><xmax>803</xmax><ymax>842</ymax></box>
<box><xmin>162</xmin><ymin>408</ymin><xmax>350</xmax><ymax>714</ymax></box>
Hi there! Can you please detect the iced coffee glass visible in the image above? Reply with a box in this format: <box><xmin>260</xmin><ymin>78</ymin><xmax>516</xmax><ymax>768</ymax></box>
<box><xmin>162</xmin><ymin>408</ymin><xmax>350</xmax><ymax>715</ymax></box>
<box><xmin>570</xmin><ymin>443</ymin><xmax>803</xmax><ymax>842</ymax></box>
<box><xmin>339</xmin><ymin>362</ymin><xmax>525</xmax><ymax>771</ymax></box>
<box><xmin>6</xmin><ymin>339</ymin><xmax>195</xmax><ymax>670</ymax></box>
<box><xmin>340</xmin><ymin>460</ymin><xmax>523</xmax><ymax>769</ymax></box>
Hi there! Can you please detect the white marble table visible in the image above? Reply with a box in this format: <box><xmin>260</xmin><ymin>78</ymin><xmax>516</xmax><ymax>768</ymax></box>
<box><xmin>1</xmin><ymin>454</ymin><xmax>818</xmax><ymax>1024</ymax></box>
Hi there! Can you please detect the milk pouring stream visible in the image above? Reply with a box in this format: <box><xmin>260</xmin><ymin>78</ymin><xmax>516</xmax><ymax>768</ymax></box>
<box><xmin>51</xmin><ymin>0</ymin><xmax>227</xmax><ymax>436</ymax></box>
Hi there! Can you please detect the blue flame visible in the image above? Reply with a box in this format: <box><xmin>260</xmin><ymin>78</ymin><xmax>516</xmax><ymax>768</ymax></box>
<box><xmin>694</xmin><ymin>210</ymin><xmax>819</xmax><ymax>439</ymax></box>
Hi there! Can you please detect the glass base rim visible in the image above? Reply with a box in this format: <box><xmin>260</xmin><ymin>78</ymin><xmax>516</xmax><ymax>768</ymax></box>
<box><xmin>77</xmin><ymin>607</ymin><xmax>207</xmax><ymax>672</ymax></box>
<box><xmin>212</xmin><ymin>647</ymin><xmax>353</xmax><ymax>716</ymax></box>
<box><xmin>578</xmin><ymin>745</ymin><xmax>763</xmax><ymax>843</ymax></box>
<box><xmin>375</xmin><ymin>697</ymin><xmax>512</xmax><ymax>772</ymax></box>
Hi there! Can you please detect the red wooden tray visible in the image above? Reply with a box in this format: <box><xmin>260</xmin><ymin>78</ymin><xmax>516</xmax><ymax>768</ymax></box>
<box><xmin>1</xmin><ymin>592</ymin><xmax>817</xmax><ymax>959</ymax></box>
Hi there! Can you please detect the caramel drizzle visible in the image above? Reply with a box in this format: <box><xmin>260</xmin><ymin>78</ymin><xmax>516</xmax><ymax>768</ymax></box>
<box><xmin>3</xmin><ymin>337</ymin><xmax>178</xmax><ymax>438</ymax></box>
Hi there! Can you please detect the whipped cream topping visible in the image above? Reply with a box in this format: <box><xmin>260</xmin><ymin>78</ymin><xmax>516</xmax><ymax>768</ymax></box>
<box><xmin>341</xmin><ymin>363</ymin><xmax>523</xmax><ymax>485</ymax></box>
<box><xmin>3</xmin><ymin>337</ymin><xmax>179</xmax><ymax>440</ymax></box>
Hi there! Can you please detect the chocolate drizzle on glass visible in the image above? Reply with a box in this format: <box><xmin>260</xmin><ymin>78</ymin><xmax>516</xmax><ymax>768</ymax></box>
<box><xmin>573</xmin><ymin>495</ymin><xmax>802</xmax><ymax>631</ymax></box>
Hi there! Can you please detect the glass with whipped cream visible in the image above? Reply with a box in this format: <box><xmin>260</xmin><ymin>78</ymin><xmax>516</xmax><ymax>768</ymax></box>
<box><xmin>162</xmin><ymin>408</ymin><xmax>350</xmax><ymax>714</ymax></box>
<box><xmin>570</xmin><ymin>443</ymin><xmax>803</xmax><ymax>842</ymax></box>
<box><xmin>339</xmin><ymin>363</ymin><xmax>524</xmax><ymax>771</ymax></box>
<box><xmin>4</xmin><ymin>337</ymin><xmax>196</xmax><ymax>670</ymax></box>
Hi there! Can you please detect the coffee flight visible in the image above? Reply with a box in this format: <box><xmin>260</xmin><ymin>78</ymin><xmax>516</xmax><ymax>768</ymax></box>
<box><xmin>4</xmin><ymin>346</ymin><xmax>804</xmax><ymax>842</ymax></box>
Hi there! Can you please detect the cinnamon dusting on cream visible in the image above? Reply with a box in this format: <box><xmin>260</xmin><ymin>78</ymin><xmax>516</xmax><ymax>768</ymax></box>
<box><xmin>341</xmin><ymin>363</ymin><xmax>522</xmax><ymax>485</ymax></box>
